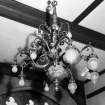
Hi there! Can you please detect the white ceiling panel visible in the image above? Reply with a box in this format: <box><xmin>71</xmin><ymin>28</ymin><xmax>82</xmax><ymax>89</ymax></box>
<box><xmin>80</xmin><ymin>1</ymin><xmax>105</xmax><ymax>34</ymax></box>
<box><xmin>0</xmin><ymin>16</ymin><xmax>35</xmax><ymax>62</ymax></box>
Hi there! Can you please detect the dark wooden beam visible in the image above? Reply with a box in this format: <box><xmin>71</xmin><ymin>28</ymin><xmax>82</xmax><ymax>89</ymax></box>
<box><xmin>0</xmin><ymin>0</ymin><xmax>45</xmax><ymax>27</ymax></box>
<box><xmin>0</xmin><ymin>0</ymin><xmax>105</xmax><ymax>50</ymax></box>
<box><xmin>99</xmin><ymin>69</ymin><xmax>105</xmax><ymax>75</ymax></box>
<box><xmin>73</xmin><ymin>0</ymin><xmax>104</xmax><ymax>25</ymax></box>
<box><xmin>87</xmin><ymin>86</ymin><xmax>105</xmax><ymax>99</ymax></box>
<box><xmin>70</xmin><ymin>24</ymin><xmax>105</xmax><ymax>50</ymax></box>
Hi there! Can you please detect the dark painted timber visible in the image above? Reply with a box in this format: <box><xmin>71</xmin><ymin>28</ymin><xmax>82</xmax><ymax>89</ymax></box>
<box><xmin>70</xmin><ymin>24</ymin><xmax>105</xmax><ymax>50</ymax></box>
<box><xmin>73</xmin><ymin>0</ymin><xmax>104</xmax><ymax>25</ymax></box>
<box><xmin>0</xmin><ymin>0</ymin><xmax>105</xmax><ymax>50</ymax></box>
<box><xmin>84</xmin><ymin>69</ymin><xmax>105</xmax><ymax>84</ymax></box>
<box><xmin>0</xmin><ymin>0</ymin><xmax>45</xmax><ymax>28</ymax></box>
<box><xmin>87</xmin><ymin>86</ymin><xmax>105</xmax><ymax>99</ymax></box>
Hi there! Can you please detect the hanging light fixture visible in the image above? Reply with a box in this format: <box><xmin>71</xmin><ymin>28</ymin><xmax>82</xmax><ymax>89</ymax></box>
<box><xmin>12</xmin><ymin>64</ymin><xmax>18</xmax><ymax>73</ymax></box>
<box><xmin>44</xmin><ymin>82</ymin><xmax>50</xmax><ymax>92</ymax></box>
<box><xmin>30</xmin><ymin>50</ymin><xmax>37</xmax><ymax>60</ymax></box>
<box><xmin>19</xmin><ymin>66</ymin><xmax>25</xmax><ymax>86</ymax></box>
<box><xmin>68</xmin><ymin>81</ymin><xmax>77</xmax><ymax>94</ymax></box>
<box><xmin>12</xmin><ymin>0</ymin><xmax>100</xmax><ymax>94</ymax></box>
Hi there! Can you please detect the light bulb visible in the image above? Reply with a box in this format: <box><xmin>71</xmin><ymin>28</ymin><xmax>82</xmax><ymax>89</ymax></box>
<box><xmin>68</xmin><ymin>82</ymin><xmax>77</xmax><ymax>94</ymax></box>
<box><xmin>80</xmin><ymin>67</ymin><xmax>89</xmax><ymax>77</ymax></box>
<box><xmin>8</xmin><ymin>97</ymin><xmax>15</xmax><ymax>103</ymax></box>
<box><xmin>44</xmin><ymin>83</ymin><xmax>49</xmax><ymax>92</ymax></box>
<box><xmin>12</xmin><ymin>65</ymin><xmax>18</xmax><ymax>73</ymax></box>
<box><xmin>19</xmin><ymin>77</ymin><xmax>25</xmax><ymax>86</ymax></box>
<box><xmin>30</xmin><ymin>51</ymin><xmax>37</xmax><ymax>60</ymax></box>
<box><xmin>88</xmin><ymin>57</ymin><xmax>99</xmax><ymax>71</ymax></box>
<box><xmin>67</xmin><ymin>31</ymin><xmax>72</xmax><ymax>39</ymax></box>
<box><xmin>44</xmin><ymin>102</ymin><xmax>49</xmax><ymax>105</ymax></box>
<box><xmin>55</xmin><ymin>85</ymin><xmax>59</xmax><ymax>92</ymax></box>
<box><xmin>91</xmin><ymin>72</ymin><xmax>99</xmax><ymax>85</ymax></box>
<box><xmin>63</xmin><ymin>48</ymin><xmax>80</xmax><ymax>64</ymax></box>
<box><xmin>29</xmin><ymin>100</ymin><xmax>34</xmax><ymax>105</ymax></box>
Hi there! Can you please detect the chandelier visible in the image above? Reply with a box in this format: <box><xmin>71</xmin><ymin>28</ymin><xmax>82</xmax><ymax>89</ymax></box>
<box><xmin>11</xmin><ymin>0</ymin><xmax>99</xmax><ymax>94</ymax></box>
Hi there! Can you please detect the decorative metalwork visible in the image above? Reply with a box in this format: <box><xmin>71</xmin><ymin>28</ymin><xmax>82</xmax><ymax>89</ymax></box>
<box><xmin>12</xmin><ymin>0</ymin><xmax>99</xmax><ymax>94</ymax></box>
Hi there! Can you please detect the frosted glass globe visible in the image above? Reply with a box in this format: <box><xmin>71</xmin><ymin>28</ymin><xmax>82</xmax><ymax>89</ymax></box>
<box><xmin>68</xmin><ymin>82</ymin><xmax>77</xmax><ymax>94</ymax></box>
<box><xmin>81</xmin><ymin>67</ymin><xmax>89</xmax><ymax>77</ymax></box>
<box><xmin>44</xmin><ymin>102</ymin><xmax>49</xmax><ymax>105</ymax></box>
<box><xmin>44</xmin><ymin>83</ymin><xmax>49</xmax><ymax>92</ymax></box>
<box><xmin>63</xmin><ymin>48</ymin><xmax>80</xmax><ymax>64</ymax></box>
<box><xmin>67</xmin><ymin>32</ymin><xmax>72</xmax><ymax>39</ymax></box>
<box><xmin>91</xmin><ymin>72</ymin><xmax>99</xmax><ymax>84</ymax></box>
<box><xmin>19</xmin><ymin>78</ymin><xmax>25</xmax><ymax>86</ymax></box>
<box><xmin>88</xmin><ymin>57</ymin><xmax>99</xmax><ymax>71</ymax></box>
<box><xmin>12</xmin><ymin>65</ymin><xmax>18</xmax><ymax>73</ymax></box>
<box><xmin>30</xmin><ymin>52</ymin><xmax>37</xmax><ymax>60</ymax></box>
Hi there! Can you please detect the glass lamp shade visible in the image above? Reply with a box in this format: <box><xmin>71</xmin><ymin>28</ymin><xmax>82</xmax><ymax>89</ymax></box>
<box><xmin>26</xmin><ymin>100</ymin><xmax>34</xmax><ymax>105</ymax></box>
<box><xmin>67</xmin><ymin>32</ymin><xmax>72</xmax><ymax>39</ymax></box>
<box><xmin>6</xmin><ymin>97</ymin><xmax>17</xmax><ymax>105</ymax></box>
<box><xmin>85</xmin><ymin>71</ymin><xmax>91</xmax><ymax>80</ymax></box>
<box><xmin>12</xmin><ymin>65</ymin><xmax>18</xmax><ymax>73</ymax></box>
<box><xmin>47</xmin><ymin>64</ymin><xmax>68</xmax><ymax>81</ymax></box>
<box><xmin>91</xmin><ymin>72</ymin><xmax>99</xmax><ymax>84</ymax></box>
<box><xmin>80</xmin><ymin>67</ymin><xmax>89</xmax><ymax>77</ymax></box>
<box><xmin>88</xmin><ymin>57</ymin><xmax>99</xmax><ymax>71</ymax></box>
<box><xmin>63</xmin><ymin>47</ymin><xmax>80</xmax><ymax>64</ymax></box>
<box><xmin>44</xmin><ymin>102</ymin><xmax>49</xmax><ymax>105</ymax></box>
<box><xmin>68</xmin><ymin>82</ymin><xmax>77</xmax><ymax>94</ymax></box>
<box><xmin>44</xmin><ymin>83</ymin><xmax>49</xmax><ymax>92</ymax></box>
<box><xmin>19</xmin><ymin>77</ymin><xmax>25</xmax><ymax>86</ymax></box>
<box><xmin>30</xmin><ymin>51</ymin><xmax>37</xmax><ymax>60</ymax></box>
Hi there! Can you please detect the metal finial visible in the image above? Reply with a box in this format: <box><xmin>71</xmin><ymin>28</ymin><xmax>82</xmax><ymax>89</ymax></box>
<box><xmin>52</xmin><ymin>0</ymin><xmax>57</xmax><ymax>7</ymax></box>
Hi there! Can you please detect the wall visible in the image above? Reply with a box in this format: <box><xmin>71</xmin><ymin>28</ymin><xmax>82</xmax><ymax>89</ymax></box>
<box><xmin>0</xmin><ymin>16</ymin><xmax>35</xmax><ymax>62</ymax></box>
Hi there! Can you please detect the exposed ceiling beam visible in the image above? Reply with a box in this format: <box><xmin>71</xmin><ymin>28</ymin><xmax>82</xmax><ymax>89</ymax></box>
<box><xmin>0</xmin><ymin>0</ymin><xmax>44</xmax><ymax>27</ymax></box>
<box><xmin>70</xmin><ymin>24</ymin><xmax>105</xmax><ymax>50</ymax></box>
<box><xmin>86</xmin><ymin>86</ymin><xmax>105</xmax><ymax>99</ymax></box>
<box><xmin>0</xmin><ymin>0</ymin><xmax>105</xmax><ymax>50</ymax></box>
<box><xmin>73</xmin><ymin>0</ymin><xmax>104</xmax><ymax>25</ymax></box>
